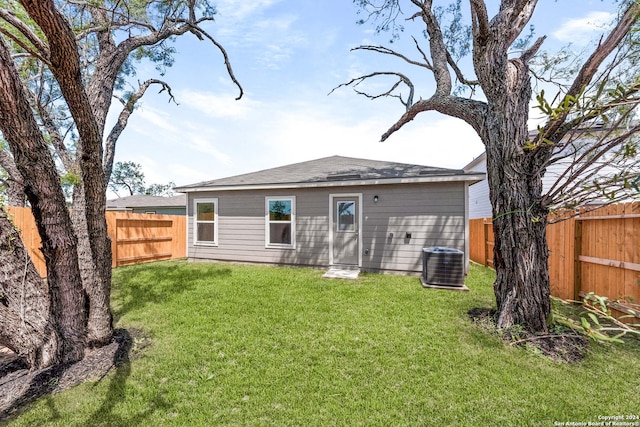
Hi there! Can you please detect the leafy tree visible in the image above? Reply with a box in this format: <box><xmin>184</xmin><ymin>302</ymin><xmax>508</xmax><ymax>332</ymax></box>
<box><xmin>338</xmin><ymin>0</ymin><xmax>640</xmax><ymax>332</ymax></box>
<box><xmin>109</xmin><ymin>161</ymin><xmax>176</xmax><ymax>197</ymax></box>
<box><xmin>109</xmin><ymin>161</ymin><xmax>146</xmax><ymax>197</ymax></box>
<box><xmin>0</xmin><ymin>0</ymin><xmax>242</xmax><ymax>369</ymax></box>
<box><xmin>145</xmin><ymin>181</ymin><xmax>176</xmax><ymax>197</ymax></box>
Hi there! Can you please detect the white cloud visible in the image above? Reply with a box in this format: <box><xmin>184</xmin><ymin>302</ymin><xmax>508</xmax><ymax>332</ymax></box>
<box><xmin>131</xmin><ymin>107</ymin><xmax>178</xmax><ymax>134</ymax></box>
<box><xmin>256</xmin><ymin>104</ymin><xmax>483</xmax><ymax>172</ymax></box>
<box><xmin>212</xmin><ymin>3</ymin><xmax>306</xmax><ymax>70</ymax></box>
<box><xmin>180</xmin><ymin>89</ymin><xmax>259</xmax><ymax>118</ymax></box>
<box><xmin>170</xmin><ymin>164</ymin><xmax>216</xmax><ymax>186</ymax></box>
<box><xmin>185</xmin><ymin>133</ymin><xmax>233</xmax><ymax>165</ymax></box>
<box><xmin>214</xmin><ymin>0</ymin><xmax>282</xmax><ymax>21</ymax></box>
<box><xmin>552</xmin><ymin>11</ymin><xmax>614</xmax><ymax>45</ymax></box>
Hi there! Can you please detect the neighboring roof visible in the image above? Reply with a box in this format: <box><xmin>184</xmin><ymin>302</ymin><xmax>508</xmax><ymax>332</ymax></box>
<box><xmin>106</xmin><ymin>194</ymin><xmax>186</xmax><ymax>209</ymax></box>
<box><xmin>174</xmin><ymin>155</ymin><xmax>485</xmax><ymax>193</ymax></box>
<box><xmin>463</xmin><ymin>152</ymin><xmax>486</xmax><ymax>172</ymax></box>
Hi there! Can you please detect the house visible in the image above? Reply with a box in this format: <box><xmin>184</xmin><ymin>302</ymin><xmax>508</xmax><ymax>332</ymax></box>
<box><xmin>464</xmin><ymin>151</ymin><xmax>586</xmax><ymax>219</ymax></box>
<box><xmin>106</xmin><ymin>194</ymin><xmax>186</xmax><ymax>215</ymax></box>
<box><xmin>465</xmin><ymin>125</ymin><xmax>640</xmax><ymax>219</ymax></box>
<box><xmin>464</xmin><ymin>153</ymin><xmax>492</xmax><ymax>219</ymax></box>
<box><xmin>174</xmin><ymin>156</ymin><xmax>485</xmax><ymax>274</ymax></box>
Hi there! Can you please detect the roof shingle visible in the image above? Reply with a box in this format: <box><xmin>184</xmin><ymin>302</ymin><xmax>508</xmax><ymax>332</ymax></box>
<box><xmin>106</xmin><ymin>194</ymin><xmax>186</xmax><ymax>209</ymax></box>
<box><xmin>175</xmin><ymin>155</ymin><xmax>481</xmax><ymax>191</ymax></box>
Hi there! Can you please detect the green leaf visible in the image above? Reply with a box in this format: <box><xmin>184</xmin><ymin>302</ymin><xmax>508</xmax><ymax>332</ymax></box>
<box><xmin>587</xmin><ymin>312</ymin><xmax>600</xmax><ymax>326</ymax></box>
<box><xmin>581</xmin><ymin>317</ymin><xmax>591</xmax><ymax>331</ymax></box>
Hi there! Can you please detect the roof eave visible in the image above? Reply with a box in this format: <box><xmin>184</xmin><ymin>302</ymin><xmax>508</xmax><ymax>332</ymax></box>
<box><xmin>174</xmin><ymin>173</ymin><xmax>486</xmax><ymax>193</ymax></box>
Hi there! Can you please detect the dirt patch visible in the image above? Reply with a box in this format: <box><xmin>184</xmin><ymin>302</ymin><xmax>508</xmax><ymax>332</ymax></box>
<box><xmin>468</xmin><ymin>308</ymin><xmax>589</xmax><ymax>364</ymax></box>
<box><xmin>0</xmin><ymin>328</ymin><xmax>150</xmax><ymax>422</ymax></box>
<box><xmin>515</xmin><ymin>333</ymin><xmax>588</xmax><ymax>363</ymax></box>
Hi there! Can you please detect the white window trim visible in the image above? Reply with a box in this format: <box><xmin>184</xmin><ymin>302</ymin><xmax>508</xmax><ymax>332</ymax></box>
<box><xmin>193</xmin><ymin>197</ymin><xmax>218</xmax><ymax>246</ymax></box>
<box><xmin>265</xmin><ymin>196</ymin><xmax>296</xmax><ymax>249</ymax></box>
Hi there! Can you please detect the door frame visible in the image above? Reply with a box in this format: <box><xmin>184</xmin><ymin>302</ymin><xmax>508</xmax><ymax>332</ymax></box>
<box><xmin>328</xmin><ymin>193</ymin><xmax>363</xmax><ymax>267</ymax></box>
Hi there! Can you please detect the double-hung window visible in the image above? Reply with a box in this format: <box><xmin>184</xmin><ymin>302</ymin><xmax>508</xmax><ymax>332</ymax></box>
<box><xmin>194</xmin><ymin>198</ymin><xmax>218</xmax><ymax>246</ymax></box>
<box><xmin>265</xmin><ymin>196</ymin><xmax>295</xmax><ymax>248</ymax></box>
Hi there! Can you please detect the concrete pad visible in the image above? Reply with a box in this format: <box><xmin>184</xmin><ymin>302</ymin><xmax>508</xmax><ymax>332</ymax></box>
<box><xmin>420</xmin><ymin>276</ymin><xmax>469</xmax><ymax>291</ymax></box>
<box><xmin>323</xmin><ymin>267</ymin><xmax>360</xmax><ymax>280</ymax></box>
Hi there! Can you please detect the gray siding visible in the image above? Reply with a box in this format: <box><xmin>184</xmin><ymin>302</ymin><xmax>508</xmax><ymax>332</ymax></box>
<box><xmin>466</xmin><ymin>155</ymin><xmax>590</xmax><ymax>219</ymax></box>
<box><xmin>467</xmin><ymin>159</ymin><xmax>492</xmax><ymax>219</ymax></box>
<box><xmin>187</xmin><ymin>182</ymin><xmax>466</xmax><ymax>274</ymax></box>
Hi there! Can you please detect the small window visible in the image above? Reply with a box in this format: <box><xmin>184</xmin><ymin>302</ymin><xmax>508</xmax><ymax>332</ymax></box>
<box><xmin>337</xmin><ymin>201</ymin><xmax>355</xmax><ymax>231</ymax></box>
<box><xmin>265</xmin><ymin>197</ymin><xmax>295</xmax><ymax>248</ymax></box>
<box><xmin>194</xmin><ymin>198</ymin><xmax>218</xmax><ymax>245</ymax></box>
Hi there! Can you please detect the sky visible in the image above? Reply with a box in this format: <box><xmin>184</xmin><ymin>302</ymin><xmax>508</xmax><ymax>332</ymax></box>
<box><xmin>105</xmin><ymin>0</ymin><xmax>621</xmax><ymax>195</ymax></box>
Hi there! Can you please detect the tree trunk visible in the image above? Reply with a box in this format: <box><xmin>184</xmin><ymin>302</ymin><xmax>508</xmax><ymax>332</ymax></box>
<box><xmin>484</xmin><ymin>91</ymin><xmax>552</xmax><ymax>333</ymax></box>
<box><xmin>19</xmin><ymin>0</ymin><xmax>114</xmax><ymax>348</ymax></box>
<box><xmin>0</xmin><ymin>208</ymin><xmax>58</xmax><ymax>369</ymax></box>
<box><xmin>6</xmin><ymin>181</ymin><xmax>25</xmax><ymax>207</ymax></box>
<box><xmin>486</xmin><ymin>135</ymin><xmax>551</xmax><ymax>332</ymax></box>
<box><xmin>78</xmin><ymin>173</ymin><xmax>113</xmax><ymax>347</ymax></box>
<box><xmin>71</xmin><ymin>184</ymin><xmax>112</xmax><ymax>346</ymax></box>
<box><xmin>0</xmin><ymin>36</ymin><xmax>86</xmax><ymax>365</ymax></box>
<box><xmin>0</xmin><ymin>150</ymin><xmax>25</xmax><ymax>207</ymax></box>
<box><xmin>469</xmin><ymin>11</ymin><xmax>554</xmax><ymax>333</ymax></box>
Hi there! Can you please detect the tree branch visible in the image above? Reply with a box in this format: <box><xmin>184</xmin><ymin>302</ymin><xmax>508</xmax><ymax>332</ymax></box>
<box><xmin>103</xmin><ymin>79</ymin><xmax>177</xmax><ymax>184</ymax></box>
<box><xmin>542</xmin><ymin>1</ymin><xmax>640</xmax><ymax>142</ymax></box>
<box><xmin>499</xmin><ymin>0</ymin><xmax>539</xmax><ymax>47</ymax></box>
<box><xmin>409</xmin><ymin>0</ymin><xmax>452</xmax><ymax>95</ymax></box>
<box><xmin>22</xmin><ymin>67</ymin><xmax>74</xmax><ymax>171</ymax></box>
<box><xmin>445</xmin><ymin>48</ymin><xmax>479</xmax><ymax>87</ymax></box>
<box><xmin>469</xmin><ymin>0</ymin><xmax>490</xmax><ymax>45</ymax></box>
<box><xmin>0</xmin><ymin>149</ymin><xmax>24</xmax><ymax>188</ymax></box>
<box><xmin>520</xmin><ymin>35</ymin><xmax>546</xmax><ymax>63</ymax></box>
<box><xmin>380</xmin><ymin>95</ymin><xmax>488</xmax><ymax>141</ymax></box>
<box><xmin>329</xmin><ymin>71</ymin><xmax>415</xmax><ymax>111</ymax></box>
<box><xmin>86</xmin><ymin>3</ymin><xmax>242</xmax><ymax>131</ymax></box>
<box><xmin>0</xmin><ymin>7</ymin><xmax>50</xmax><ymax>63</ymax></box>
<box><xmin>352</xmin><ymin>43</ymin><xmax>433</xmax><ymax>70</ymax></box>
<box><xmin>187</xmin><ymin>24</ymin><xmax>244</xmax><ymax>101</ymax></box>
<box><xmin>544</xmin><ymin>122</ymin><xmax>640</xmax><ymax>205</ymax></box>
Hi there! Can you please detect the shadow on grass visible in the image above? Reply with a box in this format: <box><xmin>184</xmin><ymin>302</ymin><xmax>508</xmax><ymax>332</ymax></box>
<box><xmin>0</xmin><ymin>329</ymin><xmax>140</xmax><ymax>424</ymax></box>
<box><xmin>112</xmin><ymin>262</ymin><xmax>232</xmax><ymax>322</ymax></box>
<box><xmin>74</xmin><ymin>329</ymin><xmax>171</xmax><ymax>427</ymax></box>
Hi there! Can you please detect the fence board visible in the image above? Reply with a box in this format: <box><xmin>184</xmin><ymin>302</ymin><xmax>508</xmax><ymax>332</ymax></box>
<box><xmin>468</xmin><ymin>202</ymin><xmax>640</xmax><ymax>319</ymax></box>
<box><xmin>469</xmin><ymin>218</ymin><xmax>485</xmax><ymax>266</ymax></box>
<box><xmin>5</xmin><ymin>207</ymin><xmax>186</xmax><ymax>276</ymax></box>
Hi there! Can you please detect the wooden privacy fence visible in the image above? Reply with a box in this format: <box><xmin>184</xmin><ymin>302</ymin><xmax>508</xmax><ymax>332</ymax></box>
<box><xmin>6</xmin><ymin>207</ymin><xmax>186</xmax><ymax>277</ymax></box>
<box><xmin>469</xmin><ymin>202</ymin><xmax>640</xmax><ymax>317</ymax></box>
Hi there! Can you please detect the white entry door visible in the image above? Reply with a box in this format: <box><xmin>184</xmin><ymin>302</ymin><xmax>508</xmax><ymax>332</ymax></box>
<box><xmin>331</xmin><ymin>196</ymin><xmax>360</xmax><ymax>266</ymax></box>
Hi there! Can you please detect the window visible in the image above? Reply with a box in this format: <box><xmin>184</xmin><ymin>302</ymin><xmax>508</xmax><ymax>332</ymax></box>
<box><xmin>337</xmin><ymin>201</ymin><xmax>355</xmax><ymax>231</ymax></box>
<box><xmin>265</xmin><ymin>196</ymin><xmax>295</xmax><ymax>248</ymax></box>
<box><xmin>194</xmin><ymin>198</ymin><xmax>218</xmax><ymax>245</ymax></box>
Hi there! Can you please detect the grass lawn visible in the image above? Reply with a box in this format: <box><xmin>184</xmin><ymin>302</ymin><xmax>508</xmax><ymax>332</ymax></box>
<box><xmin>7</xmin><ymin>261</ymin><xmax>640</xmax><ymax>426</ymax></box>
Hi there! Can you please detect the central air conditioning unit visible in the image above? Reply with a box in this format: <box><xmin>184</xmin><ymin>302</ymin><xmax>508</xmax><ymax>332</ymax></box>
<box><xmin>422</xmin><ymin>247</ymin><xmax>465</xmax><ymax>287</ymax></box>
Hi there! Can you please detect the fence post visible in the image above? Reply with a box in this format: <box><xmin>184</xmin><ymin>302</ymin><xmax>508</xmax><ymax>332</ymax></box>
<box><xmin>106</xmin><ymin>212</ymin><xmax>118</xmax><ymax>268</ymax></box>
<box><xmin>484</xmin><ymin>219</ymin><xmax>490</xmax><ymax>267</ymax></box>
<box><xmin>573</xmin><ymin>219</ymin><xmax>582</xmax><ymax>301</ymax></box>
